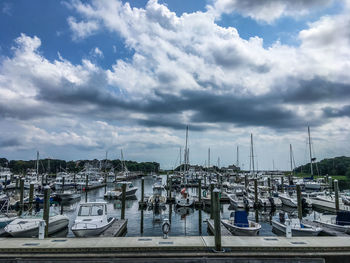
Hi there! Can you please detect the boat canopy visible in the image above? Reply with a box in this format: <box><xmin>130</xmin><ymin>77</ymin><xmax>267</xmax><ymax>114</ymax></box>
<box><xmin>233</xmin><ymin>210</ymin><xmax>249</xmax><ymax>227</ymax></box>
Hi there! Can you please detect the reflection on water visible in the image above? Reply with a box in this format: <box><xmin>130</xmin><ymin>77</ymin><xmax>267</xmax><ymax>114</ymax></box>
<box><xmin>49</xmin><ymin>175</ymin><xmax>319</xmax><ymax>237</ymax></box>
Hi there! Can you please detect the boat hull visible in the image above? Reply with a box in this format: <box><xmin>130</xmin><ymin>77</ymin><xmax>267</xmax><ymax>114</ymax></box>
<box><xmin>271</xmin><ymin>220</ymin><xmax>321</xmax><ymax>236</ymax></box>
<box><xmin>221</xmin><ymin>219</ymin><xmax>260</xmax><ymax>236</ymax></box>
<box><xmin>72</xmin><ymin>218</ymin><xmax>115</xmax><ymax>237</ymax></box>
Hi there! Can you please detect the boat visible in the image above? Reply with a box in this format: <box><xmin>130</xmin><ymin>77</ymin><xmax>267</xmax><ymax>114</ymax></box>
<box><xmin>175</xmin><ymin>188</ymin><xmax>194</xmax><ymax>207</ymax></box>
<box><xmin>313</xmin><ymin>211</ymin><xmax>350</xmax><ymax>234</ymax></box>
<box><xmin>104</xmin><ymin>181</ymin><xmax>138</xmax><ymax>199</ymax></box>
<box><xmin>278</xmin><ymin>193</ymin><xmax>297</xmax><ymax>208</ymax></box>
<box><xmin>227</xmin><ymin>193</ymin><xmax>252</xmax><ymax>209</ymax></box>
<box><xmin>71</xmin><ymin>202</ymin><xmax>115</xmax><ymax>237</ymax></box>
<box><xmin>271</xmin><ymin>213</ymin><xmax>322</xmax><ymax>236</ymax></box>
<box><xmin>0</xmin><ymin>198</ymin><xmax>17</xmax><ymax>228</ymax></box>
<box><xmin>4</xmin><ymin>211</ymin><xmax>69</xmax><ymax>237</ymax></box>
<box><xmin>221</xmin><ymin>210</ymin><xmax>261</xmax><ymax>236</ymax></box>
<box><xmin>55</xmin><ymin>190</ymin><xmax>81</xmax><ymax>202</ymax></box>
<box><xmin>147</xmin><ymin>179</ymin><xmax>167</xmax><ymax>208</ymax></box>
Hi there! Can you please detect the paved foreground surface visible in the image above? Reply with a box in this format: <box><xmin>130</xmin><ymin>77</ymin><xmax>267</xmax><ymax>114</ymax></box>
<box><xmin>0</xmin><ymin>236</ymin><xmax>349</xmax><ymax>262</ymax></box>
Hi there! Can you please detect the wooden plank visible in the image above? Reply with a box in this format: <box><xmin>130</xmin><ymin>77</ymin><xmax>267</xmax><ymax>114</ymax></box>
<box><xmin>207</xmin><ymin>219</ymin><xmax>232</xmax><ymax>236</ymax></box>
<box><xmin>100</xmin><ymin>219</ymin><xmax>127</xmax><ymax>237</ymax></box>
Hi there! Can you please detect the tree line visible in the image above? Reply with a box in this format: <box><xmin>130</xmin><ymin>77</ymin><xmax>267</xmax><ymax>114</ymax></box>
<box><xmin>0</xmin><ymin>157</ymin><xmax>159</xmax><ymax>174</ymax></box>
<box><xmin>295</xmin><ymin>156</ymin><xmax>350</xmax><ymax>177</ymax></box>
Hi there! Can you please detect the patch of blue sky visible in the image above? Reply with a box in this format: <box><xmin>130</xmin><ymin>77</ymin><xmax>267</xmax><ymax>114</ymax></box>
<box><xmin>215</xmin><ymin>0</ymin><xmax>344</xmax><ymax>48</ymax></box>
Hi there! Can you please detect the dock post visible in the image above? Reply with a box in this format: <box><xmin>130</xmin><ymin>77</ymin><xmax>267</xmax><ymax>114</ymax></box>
<box><xmin>204</xmin><ymin>174</ymin><xmax>207</xmax><ymax>187</ymax></box>
<box><xmin>198</xmin><ymin>179</ymin><xmax>202</xmax><ymax>203</ymax></box>
<box><xmin>73</xmin><ymin>173</ymin><xmax>76</xmax><ymax>189</ymax></box>
<box><xmin>334</xmin><ymin>180</ymin><xmax>339</xmax><ymax>212</ymax></box>
<box><xmin>254</xmin><ymin>179</ymin><xmax>258</xmax><ymax>208</ymax></box>
<box><xmin>281</xmin><ymin>176</ymin><xmax>284</xmax><ymax>193</ymax></box>
<box><xmin>19</xmin><ymin>178</ymin><xmax>24</xmax><ymax>216</ymax></box>
<box><xmin>15</xmin><ymin>177</ymin><xmax>19</xmax><ymax>189</ymax></box>
<box><xmin>85</xmin><ymin>174</ymin><xmax>88</xmax><ymax>202</ymax></box>
<box><xmin>140</xmin><ymin>209</ymin><xmax>144</xmax><ymax>235</ymax></box>
<box><xmin>198</xmin><ymin>208</ymin><xmax>202</xmax><ymax>235</ymax></box>
<box><xmin>43</xmin><ymin>186</ymin><xmax>51</xmax><ymax>238</ymax></box>
<box><xmin>45</xmin><ymin>173</ymin><xmax>48</xmax><ymax>185</ymax></box>
<box><xmin>213</xmin><ymin>188</ymin><xmax>222</xmax><ymax>252</ymax></box>
<box><xmin>28</xmin><ymin>183</ymin><xmax>34</xmax><ymax>215</ymax></box>
<box><xmin>62</xmin><ymin>177</ymin><xmax>65</xmax><ymax>192</ymax></box>
<box><xmin>296</xmin><ymin>184</ymin><xmax>302</xmax><ymax>221</ymax></box>
<box><xmin>329</xmin><ymin>177</ymin><xmax>333</xmax><ymax>193</ymax></box>
<box><xmin>169</xmin><ymin>176</ymin><xmax>172</xmax><ymax>201</ymax></box>
<box><xmin>168</xmin><ymin>203</ymin><xmax>172</xmax><ymax>223</ymax></box>
<box><xmin>245</xmin><ymin>175</ymin><xmax>248</xmax><ymax>189</ymax></box>
<box><xmin>166</xmin><ymin>173</ymin><xmax>169</xmax><ymax>200</ymax></box>
<box><xmin>210</xmin><ymin>182</ymin><xmax>215</xmax><ymax>219</ymax></box>
<box><xmin>121</xmin><ymin>183</ymin><xmax>126</xmax><ymax>220</ymax></box>
<box><xmin>141</xmin><ymin>177</ymin><xmax>145</xmax><ymax>203</ymax></box>
<box><xmin>41</xmin><ymin>172</ymin><xmax>44</xmax><ymax>187</ymax></box>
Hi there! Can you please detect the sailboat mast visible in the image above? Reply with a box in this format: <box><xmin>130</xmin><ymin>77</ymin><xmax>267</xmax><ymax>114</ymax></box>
<box><xmin>184</xmin><ymin>126</ymin><xmax>188</xmax><ymax>172</ymax></box>
<box><xmin>251</xmin><ymin>134</ymin><xmax>255</xmax><ymax>177</ymax></box>
<box><xmin>289</xmin><ymin>144</ymin><xmax>293</xmax><ymax>184</ymax></box>
<box><xmin>236</xmin><ymin>146</ymin><xmax>239</xmax><ymax>168</ymax></box>
<box><xmin>179</xmin><ymin>147</ymin><xmax>182</xmax><ymax>172</ymax></box>
<box><xmin>36</xmin><ymin>151</ymin><xmax>39</xmax><ymax>180</ymax></box>
<box><xmin>308</xmin><ymin>126</ymin><xmax>313</xmax><ymax>176</ymax></box>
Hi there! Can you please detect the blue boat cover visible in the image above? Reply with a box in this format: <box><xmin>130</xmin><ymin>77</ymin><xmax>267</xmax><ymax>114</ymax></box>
<box><xmin>336</xmin><ymin>211</ymin><xmax>350</xmax><ymax>226</ymax></box>
<box><xmin>234</xmin><ymin>210</ymin><xmax>249</xmax><ymax>227</ymax></box>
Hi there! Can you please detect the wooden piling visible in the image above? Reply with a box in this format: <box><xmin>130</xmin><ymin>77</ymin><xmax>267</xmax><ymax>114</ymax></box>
<box><xmin>281</xmin><ymin>176</ymin><xmax>284</xmax><ymax>193</ymax></box>
<box><xmin>296</xmin><ymin>184</ymin><xmax>302</xmax><ymax>221</ymax></box>
<box><xmin>210</xmin><ymin>183</ymin><xmax>214</xmax><ymax>220</ymax></box>
<box><xmin>141</xmin><ymin>177</ymin><xmax>145</xmax><ymax>203</ymax></box>
<box><xmin>198</xmin><ymin>179</ymin><xmax>202</xmax><ymax>203</ymax></box>
<box><xmin>121</xmin><ymin>183</ymin><xmax>126</xmax><ymax>220</ymax></box>
<box><xmin>62</xmin><ymin>177</ymin><xmax>65</xmax><ymax>192</ymax></box>
<box><xmin>43</xmin><ymin>186</ymin><xmax>51</xmax><ymax>238</ymax></box>
<box><xmin>334</xmin><ymin>180</ymin><xmax>339</xmax><ymax>212</ymax></box>
<box><xmin>28</xmin><ymin>183</ymin><xmax>34</xmax><ymax>215</ymax></box>
<box><xmin>213</xmin><ymin>188</ymin><xmax>222</xmax><ymax>252</ymax></box>
<box><xmin>19</xmin><ymin>178</ymin><xmax>24</xmax><ymax>216</ymax></box>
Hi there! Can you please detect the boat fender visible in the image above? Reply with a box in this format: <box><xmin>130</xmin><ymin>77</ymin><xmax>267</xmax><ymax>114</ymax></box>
<box><xmin>162</xmin><ymin>218</ymin><xmax>170</xmax><ymax>239</ymax></box>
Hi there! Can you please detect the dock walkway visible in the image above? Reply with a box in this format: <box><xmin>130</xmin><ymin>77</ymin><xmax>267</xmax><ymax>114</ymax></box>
<box><xmin>99</xmin><ymin>219</ymin><xmax>127</xmax><ymax>237</ymax></box>
<box><xmin>207</xmin><ymin>219</ymin><xmax>232</xmax><ymax>236</ymax></box>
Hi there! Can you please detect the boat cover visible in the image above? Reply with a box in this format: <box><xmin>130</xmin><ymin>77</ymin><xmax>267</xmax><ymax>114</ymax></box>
<box><xmin>234</xmin><ymin>210</ymin><xmax>249</xmax><ymax>227</ymax></box>
<box><xmin>336</xmin><ymin>211</ymin><xmax>350</xmax><ymax>226</ymax></box>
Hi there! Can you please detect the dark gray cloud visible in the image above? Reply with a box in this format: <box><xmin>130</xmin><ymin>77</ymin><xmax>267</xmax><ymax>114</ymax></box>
<box><xmin>323</xmin><ymin>105</ymin><xmax>350</xmax><ymax>118</ymax></box>
<box><xmin>282</xmin><ymin>77</ymin><xmax>350</xmax><ymax>104</ymax></box>
<box><xmin>0</xmin><ymin>138</ymin><xmax>21</xmax><ymax>147</ymax></box>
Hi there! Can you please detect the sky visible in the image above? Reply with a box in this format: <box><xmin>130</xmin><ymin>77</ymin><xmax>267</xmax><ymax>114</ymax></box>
<box><xmin>1</xmin><ymin>0</ymin><xmax>350</xmax><ymax>170</ymax></box>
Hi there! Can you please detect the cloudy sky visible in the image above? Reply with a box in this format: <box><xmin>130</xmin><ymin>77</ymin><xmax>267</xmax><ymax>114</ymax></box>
<box><xmin>1</xmin><ymin>0</ymin><xmax>350</xmax><ymax>170</ymax></box>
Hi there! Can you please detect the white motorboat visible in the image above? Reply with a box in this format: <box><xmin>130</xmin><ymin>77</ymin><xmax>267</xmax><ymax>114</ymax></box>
<box><xmin>104</xmin><ymin>181</ymin><xmax>138</xmax><ymax>199</ymax></box>
<box><xmin>175</xmin><ymin>188</ymin><xmax>194</xmax><ymax>207</ymax></box>
<box><xmin>221</xmin><ymin>211</ymin><xmax>261</xmax><ymax>236</ymax></box>
<box><xmin>313</xmin><ymin>211</ymin><xmax>350</xmax><ymax>234</ymax></box>
<box><xmin>147</xmin><ymin>182</ymin><xmax>167</xmax><ymax>208</ymax></box>
<box><xmin>71</xmin><ymin>202</ymin><xmax>115</xmax><ymax>237</ymax></box>
<box><xmin>271</xmin><ymin>213</ymin><xmax>322</xmax><ymax>236</ymax></box>
<box><xmin>278</xmin><ymin>193</ymin><xmax>297</xmax><ymax>208</ymax></box>
<box><xmin>55</xmin><ymin>190</ymin><xmax>81</xmax><ymax>202</ymax></box>
<box><xmin>0</xmin><ymin>214</ymin><xmax>17</xmax><ymax>229</ymax></box>
<box><xmin>227</xmin><ymin>193</ymin><xmax>252</xmax><ymax>209</ymax></box>
<box><xmin>4</xmin><ymin>211</ymin><xmax>69</xmax><ymax>237</ymax></box>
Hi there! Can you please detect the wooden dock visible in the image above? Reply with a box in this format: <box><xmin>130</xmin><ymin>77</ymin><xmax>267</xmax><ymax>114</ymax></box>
<box><xmin>99</xmin><ymin>219</ymin><xmax>127</xmax><ymax>237</ymax></box>
<box><xmin>207</xmin><ymin>219</ymin><xmax>232</xmax><ymax>236</ymax></box>
<box><xmin>303</xmin><ymin>219</ymin><xmax>349</xmax><ymax>236</ymax></box>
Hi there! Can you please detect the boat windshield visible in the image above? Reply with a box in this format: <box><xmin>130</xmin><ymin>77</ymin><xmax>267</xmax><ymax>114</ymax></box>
<box><xmin>78</xmin><ymin>205</ymin><xmax>104</xmax><ymax>216</ymax></box>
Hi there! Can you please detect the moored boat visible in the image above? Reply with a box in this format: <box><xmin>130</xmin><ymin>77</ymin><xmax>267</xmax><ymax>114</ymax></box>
<box><xmin>221</xmin><ymin>210</ymin><xmax>261</xmax><ymax>236</ymax></box>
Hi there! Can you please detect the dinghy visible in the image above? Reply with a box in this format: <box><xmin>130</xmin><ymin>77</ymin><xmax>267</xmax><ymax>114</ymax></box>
<box><xmin>221</xmin><ymin>210</ymin><xmax>261</xmax><ymax>236</ymax></box>
<box><xmin>71</xmin><ymin>202</ymin><xmax>115</xmax><ymax>237</ymax></box>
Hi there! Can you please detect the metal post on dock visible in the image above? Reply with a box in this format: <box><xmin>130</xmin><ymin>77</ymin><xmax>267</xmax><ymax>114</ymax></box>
<box><xmin>85</xmin><ymin>174</ymin><xmax>89</xmax><ymax>202</ymax></box>
<box><xmin>254</xmin><ymin>179</ymin><xmax>258</xmax><ymax>208</ymax></box>
<box><xmin>281</xmin><ymin>176</ymin><xmax>284</xmax><ymax>193</ymax></box>
<box><xmin>19</xmin><ymin>178</ymin><xmax>24</xmax><ymax>216</ymax></box>
<box><xmin>43</xmin><ymin>186</ymin><xmax>51</xmax><ymax>238</ymax></box>
<box><xmin>198</xmin><ymin>179</ymin><xmax>202</xmax><ymax>203</ymax></box>
<box><xmin>210</xmin><ymin>182</ymin><xmax>214</xmax><ymax>220</ymax></box>
<box><xmin>141</xmin><ymin>177</ymin><xmax>145</xmax><ymax>203</ymax></box>
<box><xmin>334</xmin><ymin>179</ymin><xmax>339</xmax><ymax>212</ymax></box>
<box><xmin>29</xmin><ymin>183</ymin><xmax>34</xmax><ymax>215</ymax></box>
<box><xmin>213</xmin><ymin>188</ymin><xmax>222</xmax><ymax>252</ymax></box>
<box><xmin>121</xmin><ymin>183</ymin><xmax>126</xmax><ymax>220</ymax></box>
<box><xmin>296</xmin><ymin>184</ymin><xmax>302</xmax><ymax>221</ymax></box>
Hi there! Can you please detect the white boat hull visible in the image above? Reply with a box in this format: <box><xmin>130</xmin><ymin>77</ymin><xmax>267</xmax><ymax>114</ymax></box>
<box><xmin>72</xmin><ymin>218</ymin><xmax>115</xmax><ymax>237</ymax></box>
<box><xmin>221</xmin><ymin>219</ymin><xmax>261</xmax><ymax>236</ymax></box>
<box><xmin>272</xmin><ymin>220</ymin><xmax>321</xmax><ymax>236</ymax></box>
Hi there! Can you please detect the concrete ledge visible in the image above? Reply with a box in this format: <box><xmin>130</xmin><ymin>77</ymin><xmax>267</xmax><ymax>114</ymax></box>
<box><xmin>0</xmin><ymin>236</ymin><xmax>349</xmax><ymax>262</ymax></box>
